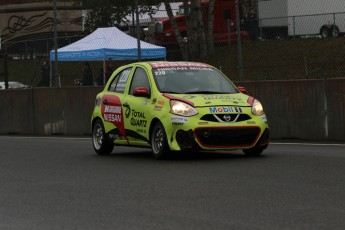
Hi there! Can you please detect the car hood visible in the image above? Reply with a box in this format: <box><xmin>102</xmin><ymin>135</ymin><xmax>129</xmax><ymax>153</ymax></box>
<box><xmin>164</xmin><ymin>93</ymin><xmax>252</xmax><ymax>107</ymax></box>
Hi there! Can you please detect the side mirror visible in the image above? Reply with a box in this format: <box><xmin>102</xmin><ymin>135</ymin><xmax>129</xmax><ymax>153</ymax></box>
<box><xmin>133</xmin><ymin>87</ymin><xmax>150</xmax><ymax>98</ymax></box>
<box><xmin>237</xmin><ymin>86</ymin><xmax>247</xmax><ymax>94</ymax></box>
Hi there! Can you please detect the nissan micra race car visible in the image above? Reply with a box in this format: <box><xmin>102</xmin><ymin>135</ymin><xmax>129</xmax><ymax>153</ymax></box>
<box><xmin>91</xmin><ymin>61</ymin><xmax>269</xmax><ymax>159</ymax></box>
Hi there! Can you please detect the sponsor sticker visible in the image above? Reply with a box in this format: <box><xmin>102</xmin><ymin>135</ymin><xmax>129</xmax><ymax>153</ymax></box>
<box><xmin>154</xmin><ymin>106</ymin><xmax>163</xmax><ymax>111</ymax></box>
<box><xmin>100</xmin><ymin>95</ymin><xmax>126</xmax><ymax>139</ymax></box>
<box><xmin>157</xmin><ymin>100</ymin><xmax>165</xmax><ymax>105</ymax></box>
<box><xmin>171</xmin><ymin>116</ymin><xmax>188</xmax><ymax>123</ymax></box>
<box><xmin>202</xmin><ymin>95</ymin><xmax>243</xmax><ymax>101</ymax></box>
<box><xmin>150</xmin><ymin>62</ymin><xmax>210</xmax><ymax>68</ymax></box>
<box><xmin>209</xmin><ymin>106</ymin><xmax>242</xmax><ymax>113</ymax></box>
<box><xmin>103</xmin><ymin>105</ymin><xmax>122</xmax><ymax>122</ymax></box>
<box><xmin>129</xmin><ymin>109</ymin><xmax>147</xmax><ymax>127</ymax></box>
<box><xmin>104</xmin><ymin>105</ymin><xmax>121</xmax><ymax>113</ymax></box>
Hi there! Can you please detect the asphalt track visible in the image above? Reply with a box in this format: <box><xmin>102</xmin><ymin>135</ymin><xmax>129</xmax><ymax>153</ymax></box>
<box><xmin>0</xmin><ymin>136</ymin><xmax>344</xmax><ymax>230</ymax></box>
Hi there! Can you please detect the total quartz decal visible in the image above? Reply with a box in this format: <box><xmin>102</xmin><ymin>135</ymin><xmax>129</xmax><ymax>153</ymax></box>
<box><xmin>130</xmin><ymin>110</ymin><xmax>147</xmax><ymax>127</ymax></box>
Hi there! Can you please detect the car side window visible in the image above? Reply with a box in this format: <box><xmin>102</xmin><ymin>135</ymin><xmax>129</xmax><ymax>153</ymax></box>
<box><xmin>109</xmin><ymin>68</ymin><xmax>132</xmax><ymax>93</ymax></box>
<box><xmin>129</xmin><ymin>67</ymin><xmax>150</xmax><ymax>95</ymax></box>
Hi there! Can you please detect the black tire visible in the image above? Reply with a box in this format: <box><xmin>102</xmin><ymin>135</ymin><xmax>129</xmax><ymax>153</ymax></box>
<box><xmin>150</xmin><ymin>121</ymin><xmax>170</xmax><ymax>159</ymax></box>
<box><xmin>331</xmin><ymin>26</ymin><xmax>340</xmax><ymax>38</ymax></box>
<box><xmin>320</xmin><ymin>26</ymin><xmax>330</xmax><ymax>38</ymax></box>
<box><xmin>243</xmin><ymin>147</ymin><xmax>264</xmax><ymax>157</ymax></box>
<box><xmin>92</xmin><ymin>119</ymin><xmax>114</xmax><ymax>155</ymax></box>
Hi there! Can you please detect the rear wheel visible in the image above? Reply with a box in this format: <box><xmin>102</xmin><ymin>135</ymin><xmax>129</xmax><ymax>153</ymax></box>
<box><xmin>92</xmin><ymin>119</ymin><xmax>114</xmax><ymax>155</ymax></box>
<box><xmin>151</xmin><ymin>121</ymin><xmax>170</xmax><ymax>159</ymax></box>
<box><xmin>320</xmin><ymin>26</ymin><xmax>330</xmax><ymax>38</ymax></box>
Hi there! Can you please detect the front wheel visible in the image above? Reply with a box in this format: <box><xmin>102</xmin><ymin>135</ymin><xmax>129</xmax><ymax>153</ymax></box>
<box><xmin>150</xmin><ymin>121</ymin><xmax>170</xmax><ymax>159</ymax></box>
<box><xmin>92</xmin><ymin>119</ymin><xmax>114</xmax><ymax>155</ymax></box>
<box><xmin>331</xmin><ymin>26</ymin><xmax>340</xmax><ymax>38</ymax></box>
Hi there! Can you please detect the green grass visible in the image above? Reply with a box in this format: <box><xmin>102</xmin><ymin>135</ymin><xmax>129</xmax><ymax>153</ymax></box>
<box><xmin>202</xmin><ymin>37</ymin><xmax>345</xmax><ymax>81</ymax></box>
<box><xmin>2</xmin><ymin>37</ymin><xmax>345</xmax><ymax>87</ymax></box>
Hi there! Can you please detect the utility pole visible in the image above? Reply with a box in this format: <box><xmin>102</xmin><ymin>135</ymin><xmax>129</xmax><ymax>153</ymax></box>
<box><xmin>53</xmin><ymin>0</ymin><xmax>59</xmax><ymax>87</ymax></box>
<box><xmin>235</xmin><ymin>0</ymin><xmax>244</xmax><ymax>81</ymax></box>
<box><xmin>0</xmin><ymin>30</ymin><xmax>9</xmax><ymax>89</ymax></box>
<box><xmin>135</xmin><ymin>0</ymin><xmax>141</xmax><ymax>61</ymax></box>
<box><xmin>3</xmin><ymin>45</ymin><xmax>9</xmax><ymax>89</ymax></box>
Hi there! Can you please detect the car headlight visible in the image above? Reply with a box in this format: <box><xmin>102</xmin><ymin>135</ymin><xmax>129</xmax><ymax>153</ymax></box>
<box><xmin>170</xmin><ymin>100</ymin><xmax>198</xmax><ymax>117</ymax></box>
<box><xmin>252</xmin><ymin>99</ymin><xmax>264</xmax><ymax>116</ymax></box>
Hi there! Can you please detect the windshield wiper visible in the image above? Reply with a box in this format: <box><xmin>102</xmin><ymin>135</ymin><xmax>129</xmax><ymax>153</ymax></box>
<box><xmin>161</xmin><ymin>91</ymin><xmax>180</xmax><ymax>94</ymax></box>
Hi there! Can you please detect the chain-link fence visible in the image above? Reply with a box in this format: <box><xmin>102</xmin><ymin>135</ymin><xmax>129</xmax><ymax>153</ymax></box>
<box><xmin>1</xmin><ymin>1</ymin><xmax>345</xmax><ymax>87</ymax></box>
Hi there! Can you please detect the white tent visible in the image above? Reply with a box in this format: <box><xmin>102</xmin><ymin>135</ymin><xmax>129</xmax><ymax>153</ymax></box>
<box><xmin>50</xmin><ymin>27</ymin><xmax>166</xmax><ymax>61</ymax></box>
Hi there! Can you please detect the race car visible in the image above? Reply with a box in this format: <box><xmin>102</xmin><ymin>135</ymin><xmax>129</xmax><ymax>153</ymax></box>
<box><xmin>91</xmin><ymin>61</ymin><xmax>269</xmax><ymax>159</ymax></box>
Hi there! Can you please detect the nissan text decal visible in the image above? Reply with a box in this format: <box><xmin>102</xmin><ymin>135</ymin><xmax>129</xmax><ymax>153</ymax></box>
<box><xmin>103</xmin><ymin>105</ymin><xmax>122</xmax><ymax>122</ymax></box>
<box><xmin>101</xmin><ymin>94</ymin><xmax>126</xmax><ymax>138</ymax></box>
<box><xmin>150</xmin><ymin>62</ymin><xmax>210</xmax><ymax>68</ymax></box>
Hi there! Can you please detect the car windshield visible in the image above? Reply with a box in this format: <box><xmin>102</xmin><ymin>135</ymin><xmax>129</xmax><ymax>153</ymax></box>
<box><xmin>152</xmin><ymin>66</ymin><xmax>238</xmax><ymax>94</ymax></box>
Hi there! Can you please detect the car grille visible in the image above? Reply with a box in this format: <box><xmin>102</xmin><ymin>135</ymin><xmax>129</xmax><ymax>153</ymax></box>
<box><xmin>200</xmin><ymin>114</ymin><xmax>251</xmax><ymax>122</ymax></box>
<box><xmin>194</xmin><ymin>127</ymin><xmax>261</xmax><ymax>148</ymax></box>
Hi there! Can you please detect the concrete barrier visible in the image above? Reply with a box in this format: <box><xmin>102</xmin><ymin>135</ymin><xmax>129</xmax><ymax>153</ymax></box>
<box><xmin>0</xmin><ymin>79</ymin><xmax>344</xmax><ymax>141</ymax></box>
<box><xmin>0</xmin><ymin>89</ymin><xmax>34</xmax><ymax>134</ymax></box>
<box><xmin>32</xmin><ymin>87</ymin><xmax>102</xmax><ymax>135</ymax></box>
<box><xmin>0</xmin><ymin>86</ymin><xmax>102</xmax><ymax>135</ymax></box>
<box><xmin>237</xmin><ymin>79</ymin><xmax>328</xmax><ymax>140</ymax></box>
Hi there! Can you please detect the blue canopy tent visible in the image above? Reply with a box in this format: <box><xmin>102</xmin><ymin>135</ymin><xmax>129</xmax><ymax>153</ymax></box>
<box><xmin>49</xmin><ymin>27</ymin><xmax>166</xmax><ymax>84</ymax></box>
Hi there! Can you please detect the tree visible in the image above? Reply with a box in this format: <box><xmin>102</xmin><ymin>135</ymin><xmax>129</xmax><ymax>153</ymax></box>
<box><xmin>80</xmin><ymin>0</ymin><xmax>129</xmax><ymax>32</ymax></box>
<box><xmin>166</xmin><ymin>0</ymin><xmax>208</xmax><ymax>60</ymax></box>
<box><xmin>80</xmin><ymin>0</ymin><xmax>161</xmax><ymax>32</ymax></box>
<box><xmin>163</xmin><ymin>1</ymin><xmax>189</xmax><ymax>60</ymax></box>
<box><xmin>188</xmin><ymin>0</ymin><xmax>207</xmax><ymax>59</ymax></box>
<box><xmin>241</xmin><ymin>0</ymin><xmax>257</xmax><ymax>15</ymax></box>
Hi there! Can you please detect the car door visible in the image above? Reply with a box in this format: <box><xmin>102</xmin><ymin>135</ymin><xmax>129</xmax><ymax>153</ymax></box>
<box><xmin>122</xmin><ymin>66</ymin><xmax>152</xmax><ymax>145</ymax></box>
<box><xmin>101</xmin><ymin>67</ymin><xmax>132</xmax><ymax>143</ymax></box>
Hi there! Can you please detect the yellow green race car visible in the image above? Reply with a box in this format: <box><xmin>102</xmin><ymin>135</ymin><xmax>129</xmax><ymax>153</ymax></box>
<box><xmin>91</xmin><ymin>61</ymin><xmax>269</xmax><ymax>159</ymax></box>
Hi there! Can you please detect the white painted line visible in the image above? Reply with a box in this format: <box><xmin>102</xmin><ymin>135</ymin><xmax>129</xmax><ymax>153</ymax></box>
<box><xmin>271</xmin><ymin>142</ymin><xmax>345</xmax><ymax>147</ymax></box>
<box><xmin>0</xmin><ymin>136</ymin><xmax>90</xmax><ymax>140</ymax></box>
<box><xmin>1</xmin><ymin>136</ymin><xmax>344</xmax><ymax>147</ymax></box>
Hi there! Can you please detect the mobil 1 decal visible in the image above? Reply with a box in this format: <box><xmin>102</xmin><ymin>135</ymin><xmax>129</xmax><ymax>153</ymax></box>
<box><xmin>101</xmin><ymin>95</ymin><xmax>126</xmax><ymax>137</ymax></box>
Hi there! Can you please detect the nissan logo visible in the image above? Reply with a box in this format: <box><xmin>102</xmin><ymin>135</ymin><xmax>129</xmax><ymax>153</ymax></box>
<box><xmin>223</xmin><ymin>115</ymin><xmax>231</xmax><ymax>121</ymax></box>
